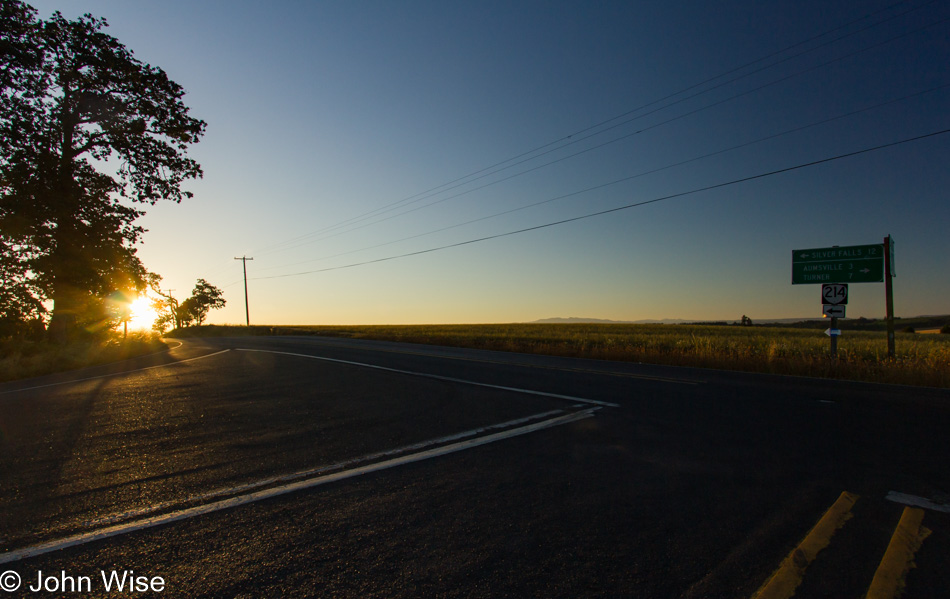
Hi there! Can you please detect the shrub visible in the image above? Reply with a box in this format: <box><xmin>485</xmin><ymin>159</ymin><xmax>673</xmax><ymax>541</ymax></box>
<box><xmin>0</xmin><ymin>331</ymin><xmax>166</xmax><ymax>382</ymax></box>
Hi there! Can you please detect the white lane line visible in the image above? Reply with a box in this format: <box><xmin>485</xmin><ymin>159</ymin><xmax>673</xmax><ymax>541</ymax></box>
<box><xmin>0</xmin><ymin>408</ymin><xmax>597</xmax><ymax>565</ymax></box>
<box><xmin>0</xmin><ymin>349</ymin><xmax>231</xmax><ymax>396</ymax></box>
<box><xmin>50</xmin><ymin>408</ymin><xmax>568</xmax><ymax>533</ymax></box>
<box><xmin>237</xmin><ymin>348</ymin><xmax>620</xmax><ymax>408</ymax></box>
<box><xmin>303</xmin><ymin>340</ymin><xmax>701</xmax><ymax>385</ymax></box>
<box><xmin>886</xmin><ymin>491</ymin><xmax>950</xmax><ymax>513</ymax></box>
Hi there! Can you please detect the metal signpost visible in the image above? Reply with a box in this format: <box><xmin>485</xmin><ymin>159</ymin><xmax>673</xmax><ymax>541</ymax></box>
<box><xmin>884</xmin><ymin>236</ymin><xmax>896</xmax><ymax>357</ymax></box>
<box><xmin>792</xmin><ymin>238</ymin><xmax>895</xmax><ymax>359</ymax></box>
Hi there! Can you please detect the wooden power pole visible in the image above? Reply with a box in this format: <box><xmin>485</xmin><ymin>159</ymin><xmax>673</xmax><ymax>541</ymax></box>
<box><xmin>234</xmin><ymin>256</ymin><xmax>253</xmax><ymax>326</ymax></box>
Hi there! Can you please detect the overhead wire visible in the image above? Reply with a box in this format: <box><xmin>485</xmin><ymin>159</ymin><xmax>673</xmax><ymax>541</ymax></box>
<box><xmin>249</xmin><ymin>83</ymin><xmax>950</xmax><ymax>274</ymax></box>
<box><xmin>255</xmin><ymin>2</ymin><xmax>946</xmax><ymax>257</ymax></box>
<box><xmin>250</xmin><ymin>0</ymin><xmax>938</xmax><ymax>258</ymax></box>
<box><xmin>221</xmin><ymin>2</ymin><xmax>946</xmax><ymax>289</ymax></box>
<box><xmin>250</xmin><ymin>128</ymin><xmax>950</xmax><ymax>281</ymax></box>
<box><xmin>254</xmin><ymin>12</ymin><xmax>950</xmax><ymax>261</ymax></box>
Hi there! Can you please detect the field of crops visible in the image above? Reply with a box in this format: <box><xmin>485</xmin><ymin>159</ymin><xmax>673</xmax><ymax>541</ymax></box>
<box><xmin>170</xmin><ymin>323</ymin><xmax>950</xmax><ymax>388</ymax></box>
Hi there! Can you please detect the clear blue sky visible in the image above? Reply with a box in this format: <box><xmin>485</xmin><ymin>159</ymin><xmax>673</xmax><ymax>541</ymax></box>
<box><xmin>29</xmin><ymin>0</ymin><xmax>950</xmax><ymax>324</ymax></box>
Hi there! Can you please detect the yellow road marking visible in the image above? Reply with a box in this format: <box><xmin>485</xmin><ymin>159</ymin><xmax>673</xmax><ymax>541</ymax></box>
<box><xmin>751</xmin><ymin>491</ymin><xmax>859</xmax><ymax>599</ymax></box>
<box><xmin>865</xmin><ymin>507</ymin><xmax>931</xmax><ymax>599</ymax></box>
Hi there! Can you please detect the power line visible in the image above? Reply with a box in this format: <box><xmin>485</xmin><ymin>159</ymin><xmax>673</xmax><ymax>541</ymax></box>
<box><xmin>251</xmin><ymin>127</ymin><xmax>950</xmax><ymax>281</ymax></box>
<box><xmin>257</xmin><ymin>6</ymin><xmax>948</xmax><ymax>257</ymax></box>
<box><xmin>250</xmin><ymin>83</ymin><xmax>950</xmax><ymax>274</ymax></box>
<box><xmin>251</xmin><ymin>0</ymin><xmax>937</xmax><ymax>258</ymax></box>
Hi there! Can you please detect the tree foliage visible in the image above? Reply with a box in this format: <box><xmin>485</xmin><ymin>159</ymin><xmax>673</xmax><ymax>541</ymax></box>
<box><xmin>150</xmin><ymin>278</ymin><xmax>225</xmax><ymax>331</ymax></box>
<box><xmin>0</xmin><ymin>1</ymin><xmax>205</xmax><ymax>339</ymax></box>
<box><xmin>0</xmin><ymin>235</ymin><xmax>44</xmax><ymax>337</ymax></box>
<box><xmin>180</xmin><ymin>279</ymin><xmax>225</xmax><ymax>326</ymax></box>
<box><xmin>149</xmin><ymin>295</ymin><xmax>178</xmax><ymax>333</ymax></box>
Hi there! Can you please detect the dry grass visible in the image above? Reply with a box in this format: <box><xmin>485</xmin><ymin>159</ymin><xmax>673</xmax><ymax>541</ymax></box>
<box><xmin>0</xmin><ymin>331</ymin><xmax>167</xmax><ymax>383</ymax></box>
<box><xmin>170</xmin><ymin>323</ymin><xmax>950</xmax><ymax>388</ymax></box>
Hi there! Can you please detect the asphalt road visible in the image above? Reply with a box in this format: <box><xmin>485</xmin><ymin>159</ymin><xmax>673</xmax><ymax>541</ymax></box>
<box><xmin>0</xmin><ymin>335</ymin><xmax>948</xmax><ymax>598</ymax></box>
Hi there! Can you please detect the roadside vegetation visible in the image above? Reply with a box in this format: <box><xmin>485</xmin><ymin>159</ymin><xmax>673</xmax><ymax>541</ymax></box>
<box><xmin>1</xmin><ymin>3</ymin><xmax>204</xmax><ymax>344</ymax></box>
<box><xmin>168</xmin><ymin>322</ymin><xmax>950</xmax><ymax>388</ymax></box>
<box><xmin>0</xmin><ymin>330</ymin><xmax>166</xmax><ymax>383</ymax></box>
<box><xmin>0</xmin><ymin>4</ymin><xmax>217</xmax><ymax>383</ymax></box>
<box><xmin>150</xmin><ymin>279</ymin><xmax>226</xmax><ymax>333</ymax></box>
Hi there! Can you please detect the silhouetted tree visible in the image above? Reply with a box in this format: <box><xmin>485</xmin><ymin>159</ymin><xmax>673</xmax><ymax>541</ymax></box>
<box><xmin>150</xmin><ymin>294</ymin><xmax>179</xmax><ymax>333</ymax></box>
<box><xmin>177</xmin><ymin>279</ymin><xmax>225</xmax><ymax>327</ymax></box>
<box><xmin>150</xmin><ymin>307</ymin><xmax>175</xmax><ymax>334</ymax></box>
<box><xmin>146</xmin><ymin>275</ymin><xmax>181</xmax><ymax>333</ymax></box>
<box><xmin>0</xmin><ymin>236</ymin><xmax>44</xmax><ymax>337</ymax></box>
<box><xmin>0</xmin><ymin>1</ymin><xmax>205</xmax><ymax>340</ymax></box>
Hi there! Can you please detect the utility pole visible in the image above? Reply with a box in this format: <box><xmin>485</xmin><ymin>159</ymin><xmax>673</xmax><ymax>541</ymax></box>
<box><xmin>235</xmin><ymin>256</ymin><xmax>253</xmax><ymax>326</ymax></box>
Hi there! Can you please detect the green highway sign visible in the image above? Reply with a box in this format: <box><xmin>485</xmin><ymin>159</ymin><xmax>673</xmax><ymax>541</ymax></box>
<box><xmin>792</xmin><ymin>244</ymin><xmax>884</xmax><ymax>284</ymax></box>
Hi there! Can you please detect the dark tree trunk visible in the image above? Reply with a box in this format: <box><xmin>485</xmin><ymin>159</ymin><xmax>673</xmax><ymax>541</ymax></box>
<box><xmin>46</xmin><ymin>285</ymin><xmax>79</xmax><ymax>342</ymax></box>
<box><xmin>46</xmin><ymin>228</ymin><xmax>84</xmax><ymax>342</ymax></box>
<box><xmin>46</xmin><ymin>169</ymin><xmax>83</xmax><ymax>343</ymax></box>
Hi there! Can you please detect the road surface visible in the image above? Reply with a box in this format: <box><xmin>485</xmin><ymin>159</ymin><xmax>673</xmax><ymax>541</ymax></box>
<box><xmin>0</xmin><ymin>335</ymin><xmax>947</xmax><ymax>597</ymax></box>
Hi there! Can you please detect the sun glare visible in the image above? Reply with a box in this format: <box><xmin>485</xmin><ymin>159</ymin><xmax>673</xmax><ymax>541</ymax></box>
<box><xmin>128</xmin><ymin>296</ymin><xmax>158</xmax><ymax>330</ymax></box>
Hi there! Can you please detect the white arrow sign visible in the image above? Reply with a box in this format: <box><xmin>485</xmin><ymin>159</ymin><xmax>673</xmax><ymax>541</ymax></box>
<box><xmin>825</xmin><ymin>328</ymin><xmax>842</xmax><ymax>337</ymax></box>
<box><xmin>823</xmin><ymin>304</ymin><xmax>846</xmax><ymax>318</ymax></box>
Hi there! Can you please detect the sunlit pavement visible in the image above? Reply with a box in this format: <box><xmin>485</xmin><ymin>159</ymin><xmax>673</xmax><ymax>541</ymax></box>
<box><xmin>1</xmin><ymin>336</ymin><xmax>947</xmax><ymax>597</ymax></box>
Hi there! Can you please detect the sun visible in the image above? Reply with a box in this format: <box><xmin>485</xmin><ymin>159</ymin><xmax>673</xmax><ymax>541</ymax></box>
<box><xmin>127</xmin><ymin>296</ymin><xmax>158</xmax><ymax>330</ymax></box>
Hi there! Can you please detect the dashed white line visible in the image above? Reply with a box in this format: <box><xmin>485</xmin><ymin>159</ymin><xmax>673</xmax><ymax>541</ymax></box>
<box><xmin>237</xmin><ymin>347</ymin><xmax>620</xmax><ymax>408</ymax></box>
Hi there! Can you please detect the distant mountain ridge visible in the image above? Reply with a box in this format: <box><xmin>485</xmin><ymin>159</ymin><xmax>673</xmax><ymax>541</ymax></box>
<box><xmin>532</xmin><ymin>316</ymin><xmax>840</xmax><ymax>325</ymax></box>
<box><xmin>532</xmin><ymin>317</ymin><xmax>693</xmax><ymax>324</ymax></box>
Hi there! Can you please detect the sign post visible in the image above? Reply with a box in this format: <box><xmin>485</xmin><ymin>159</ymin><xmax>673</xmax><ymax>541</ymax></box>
<box><xmin>884</xmin><ymin>235</ymin><xmax>895</xmax><ymax>358</ymax></box>
<box><xmin>830</xmin><ymin>316</ymin><xmax>838</xmax><ymax>359</ymax></box>
<box><xmin>792</xmin><ymin>241</ymin><xmax>893</xmax><ymax>360</ymax></box>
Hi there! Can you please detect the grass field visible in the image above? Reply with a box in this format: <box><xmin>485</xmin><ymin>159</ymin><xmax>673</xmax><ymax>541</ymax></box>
<box><xmin>0</xmin><ymin>331</ymin><xmax>167</xmax><ymax>383</ymax></box>
<box><xmin>169</xmin><ymin>323</ymin><xmax>950</xmax><ymax>388</ymax></box>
